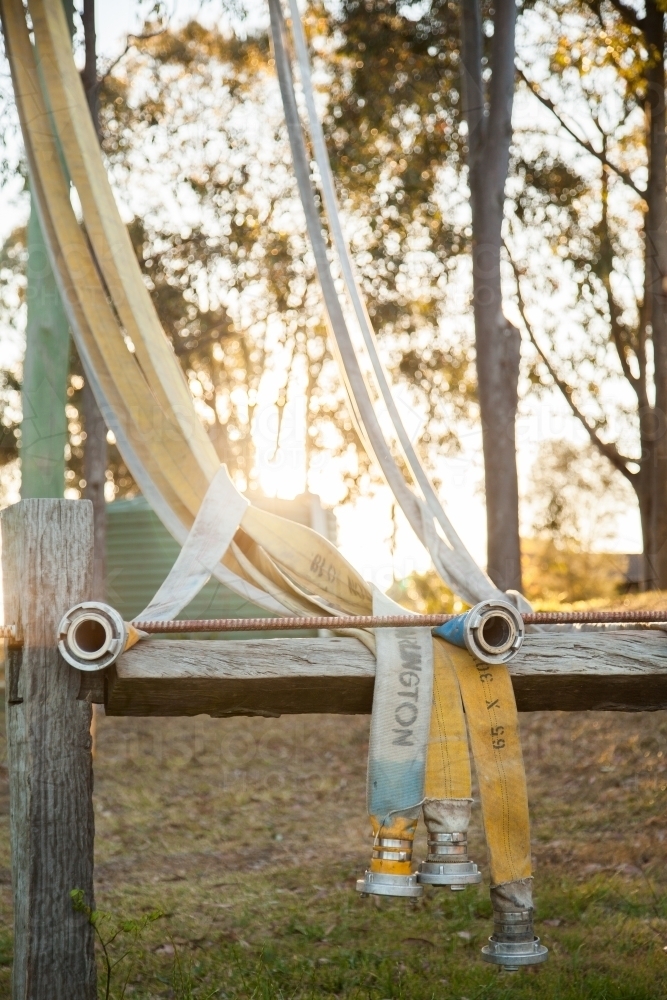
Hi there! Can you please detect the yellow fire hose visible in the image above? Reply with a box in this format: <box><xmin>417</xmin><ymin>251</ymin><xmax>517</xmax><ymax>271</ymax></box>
<box><xmin>3</xmin><ymin>0</ymin><xmax>545</xmax><ymax>968</ymax></box>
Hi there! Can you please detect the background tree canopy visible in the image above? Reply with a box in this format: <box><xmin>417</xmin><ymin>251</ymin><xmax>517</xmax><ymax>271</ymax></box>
<box><xmin>0</xmin><ymin>0</ymin><xmax>659</xmax><ymax>600</ymax></box>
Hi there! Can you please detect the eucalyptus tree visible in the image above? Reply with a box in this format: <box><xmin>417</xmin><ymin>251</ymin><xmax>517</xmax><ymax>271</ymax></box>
<box><xmin>80</xmin><ymin>0</ymin><xmax>107</xmax><ymax>598</ymax></box>
<box><xmin>460</xmin><ymin>0</ymin><xmax>522</xmax><ymax>591</ymax></box>
<box><xmin>3</xmin><ymin>0</ymin><xmax>521</xmax><ymax>589</ymax></box>
<box><xmin>509</xmin><ymin>0</ymin><xmax>667</xmax><ymax>587</ymax></box>
<box><xmin>91</xmin><ymin>13</ymin><xmax>479</xmax><ymax>500</ymax></box>
<box><xmin>310</xmin><ymin>0</ymin><xmax>525</xmax><ymax>590</ymax></box>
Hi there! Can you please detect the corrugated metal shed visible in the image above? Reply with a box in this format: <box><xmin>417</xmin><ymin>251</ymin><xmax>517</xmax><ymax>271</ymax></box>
<box><xmin>105</xmin><ymin>493</ymin><xmax>337</xmax><ymax>638</ymax></box>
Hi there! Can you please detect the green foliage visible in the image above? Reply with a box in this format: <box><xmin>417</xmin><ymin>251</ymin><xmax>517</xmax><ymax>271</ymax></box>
<box><xmin>528</xmin><ymin>439</ymin><xmax>634</xmax><ymax>551</ymax></box>
<box><xmin>387</xmin><ymin>568</ymin><xmax>463</xmax><ymax>613</ymax></box>
<box><xmin>509</xmin><ymin>0</ymin><xmax>654</xmax><ymax>492</ymax></box>
<box><xmin>70</xmin><ymin>888</ymin><xmax>163</xmax><ymax>1000</ymax></box>
<box><xmin>168</xmin><ymin>943</ymin><xmax>220</xmax><ymax>1000</ymax></box>
<box><xmin>325</xmin><ymin>0</ymin><xmax>467</xmax><ymax>286</ymax></box>
<box><xmin>522</xmin><ymin>539</ymin><xmax>630</xmax><ymax>604</ymax></box>
<box><xmin>89</xmin><ymin>5</ymin><xmax>483</xmax><ymax>492</ymax></box>
<box><xmin>0</xmin><ymin>226</ymin><xmax>25</xmax><ymax>470</ymax></box>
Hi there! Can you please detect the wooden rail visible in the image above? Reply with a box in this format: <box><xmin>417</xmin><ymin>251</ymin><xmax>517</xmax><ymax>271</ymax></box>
<box><xmin>95</xmin><ymin>628</ymin><xmax>667</xmax><ymax>717</ymax></box>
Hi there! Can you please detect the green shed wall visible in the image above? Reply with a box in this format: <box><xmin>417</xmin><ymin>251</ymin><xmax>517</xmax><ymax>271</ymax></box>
<box><xmin>105</xmin><ymin>494</ymin><xmax>336</xmax><ymax>638</ymax></box>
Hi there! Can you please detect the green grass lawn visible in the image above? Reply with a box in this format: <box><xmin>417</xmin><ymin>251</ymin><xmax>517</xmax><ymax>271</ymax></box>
<box><xmin>0</xmin><ymin>707</ymin><xmax>665</xmax><ymax>998</ymax></box>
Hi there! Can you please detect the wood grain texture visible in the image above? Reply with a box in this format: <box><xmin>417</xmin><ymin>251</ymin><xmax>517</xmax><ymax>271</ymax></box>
<box><xmin>104</xmin><ymin>629</ymin><xmax>667</xmax><ymax>717</ymax></box>
<box><xmin>2</xmin><ymin>500</ymin><xmax>96</xmax><ymax>1000</ymax></box>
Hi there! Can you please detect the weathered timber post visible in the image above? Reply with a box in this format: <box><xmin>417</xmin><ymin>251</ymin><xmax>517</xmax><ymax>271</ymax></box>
<box><xmin>1</xmin><ymin>500</ymin><xmax>96</xmax><ymax>1000</ymax></box>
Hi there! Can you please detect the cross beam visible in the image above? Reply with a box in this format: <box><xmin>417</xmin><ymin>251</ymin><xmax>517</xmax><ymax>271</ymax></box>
<box><xmin>87</xmin><ymin>629</ymin><xmax>667</xmax><ymax>718</ymax></box>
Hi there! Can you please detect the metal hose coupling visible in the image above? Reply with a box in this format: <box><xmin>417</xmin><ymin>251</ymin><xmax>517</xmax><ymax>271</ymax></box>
<box><xmin>481</xmin><ymin>909</ymin><xmax>548</xmax><ymax>971</ymax></box>
<box><xmin>481</xmin><ymin>882</ymin><xmax>548</xmax><ymax>971</ymax></box>
<box><xmin>417</xmin><ymin>799</ymin><xmax>481</xmax><ymax>890</ymax></box>
<box><xmin>356</xmin><ymin>836</ymin><xmax>423</xmax><ymax>898</ymax></box>
<box><xmin>432</xmin><ymin>599</ymin><xmax>524</xmax><ymax>665</ymax></box>
<box><xmin>417</xmin><ymin>831</ymin><xmax>482</xmax><ymax>890</ymax></box>
<box><xmin>58</xmin><ymin>602</ymin><xmax>128</xmax><ymax>671</ymax></box>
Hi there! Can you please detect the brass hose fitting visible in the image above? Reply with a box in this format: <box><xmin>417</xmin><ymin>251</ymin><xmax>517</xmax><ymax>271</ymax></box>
<box><xmin>356</xmin><ymin>827</ymin><xmax>423</xmax><ymax>898</ymax></box>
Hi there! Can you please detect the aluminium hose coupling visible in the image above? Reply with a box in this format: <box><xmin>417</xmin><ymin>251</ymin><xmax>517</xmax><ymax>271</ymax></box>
<box><xmin>417</xmin><ymin>831</ymin><xmax>482</xmax><ymax>890</ymax></box>
<box><xmin>432</xmin><ymin>599</ymin><xmax>525</xmax><ymax>665</ymax></box>
<box><xmin>356</xmin><ymin>837</ymin><xmax>423</xmax><ymax>898</ymax></box>
<box><xmin>58</xmin><ymin>602</ymin><xmax>127</xmax><ymax>671</ymax></box>
<box><xmin>481</xmin><ymin>910</ymin><xmax>548</xmax><ymax>971</ymax></box>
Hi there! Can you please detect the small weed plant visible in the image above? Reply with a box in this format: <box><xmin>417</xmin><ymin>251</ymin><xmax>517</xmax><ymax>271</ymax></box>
<box><xmin>70</xmin><ymin>888</ymin><xmax>163</xmax><ymax>1000</ymax></box>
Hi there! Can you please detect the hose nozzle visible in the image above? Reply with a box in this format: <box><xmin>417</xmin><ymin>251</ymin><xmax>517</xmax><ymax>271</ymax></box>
<box><xmin>481</xmin><ymin>881</ymin><xmax>548</xmax><ymax>971</ymax></box>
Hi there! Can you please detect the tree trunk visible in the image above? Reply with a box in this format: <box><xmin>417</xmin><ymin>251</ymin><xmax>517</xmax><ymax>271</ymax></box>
<box><xmin>460</xmin><ymin>0</ymin><xmax>522</xmax><ymax>592</ymax></box>
<box><xmin>643</xmin><ymin>0</ymin><xmax>667</xmax><ymax>588</ymax></box>
<box><xmin>81</xmin><ymin>0</ymin><xmax>107</xmax><ymax>600</ymax></box>
<box><xmin>635</xmin><ymin>426</ymin><xmax>658</xmax><ymax>590</ymax></box>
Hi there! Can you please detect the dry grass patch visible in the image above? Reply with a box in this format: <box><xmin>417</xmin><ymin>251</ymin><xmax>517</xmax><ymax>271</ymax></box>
<box><xmin>0</xmin><ymin>703</ymin><xmax>665</xmax><ymax>997</ymax></box>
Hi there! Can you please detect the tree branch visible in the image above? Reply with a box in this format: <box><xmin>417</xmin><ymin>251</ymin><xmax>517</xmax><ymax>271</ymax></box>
<box><xmin>517</xmin><ymin>67</ymin><xmax>645</xmax><ymax>198</ymax></box>
<box><xmin>598</xmin><ymin>162</ymin><xmax>642</xmax><ymax>394</ymax></box>
<box><xmin>506</xmin><ymin>249</ymin><xmax>637</xmax><ymax>482</ymax></box>
<box><xmin>486</xmin><ymin>0</ymin><xmax>516</xmax><ymax>187</ymax></box>
<box><xmin>99</xmin><ymin>28</ymin><xmax>168</xmax><ymax>85</ymax></box>
<box><xmin>604</xmin><ymin>273</ymin><xmax>641</xmax><ymax>391</ymax></box>
<box><xmin>81</xmin><ymin>0</ymin><xmax>99</xmax><ymax>134</ymax></box>
<box><xmin>604</xmin><ymin>0</ymin><xmax>645</xmax><ymax>32</ymax></box>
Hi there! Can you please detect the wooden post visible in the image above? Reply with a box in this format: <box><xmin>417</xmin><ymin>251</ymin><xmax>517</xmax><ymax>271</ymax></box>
<box><xmin>1</xmin><ymin>500</ymin><xmax>96</xmax><ymax>1000</ymax></box>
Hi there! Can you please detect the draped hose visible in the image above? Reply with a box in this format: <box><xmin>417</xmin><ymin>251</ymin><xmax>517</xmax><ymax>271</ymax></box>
<box><xmin>433</xmin><ymin>607</ymin><xmax>548</xmax><ymax>970</ymax></box>
<box><xmin>5</xmin><ymin>0</ymin><xmax>547</xmax><ymax>969</ymax></box>
<box><xmin>418</xmin><ymin>642</ymin><xmax>481</xmax><ymax>890</ymax></box>
<box><xmin>356</xmin><ymin>590</ymin><xmax>433</xmax><ymax>899</ymax></box>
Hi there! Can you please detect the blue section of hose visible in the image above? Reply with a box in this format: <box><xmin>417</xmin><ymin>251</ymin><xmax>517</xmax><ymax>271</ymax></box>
<box><xmin>432</xmin><ymin>612</ymin><xmax>467</xmax><ymax>648</ymax></box>
<box><xmin>368</xmin><ymin>759</ymin><xmax>424</xmax><ymax>818</ymax></box>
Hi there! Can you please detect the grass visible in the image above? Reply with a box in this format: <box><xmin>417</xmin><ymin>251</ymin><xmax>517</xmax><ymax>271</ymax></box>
<box><xmin>0</xmin><ymin>704</ymin><xmax>666</xmax><ymax>997</ymax></box>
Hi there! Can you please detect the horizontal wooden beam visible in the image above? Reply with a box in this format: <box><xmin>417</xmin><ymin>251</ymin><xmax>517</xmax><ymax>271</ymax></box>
<box><xmin>97</xmin><ymin>629</ymin><xmax>667</xmax><ymax>717</ymax></box>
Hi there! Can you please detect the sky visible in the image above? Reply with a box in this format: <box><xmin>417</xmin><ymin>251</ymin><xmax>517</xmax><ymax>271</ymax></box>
<box><xmin>0</xmin><ymin>0</ymin><xmax>644</xmax><ymax>593</ymax></box>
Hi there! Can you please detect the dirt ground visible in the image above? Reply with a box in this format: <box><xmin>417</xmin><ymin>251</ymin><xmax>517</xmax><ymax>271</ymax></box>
<box><xmin>0</xmin><ymin>703</ymin><xmax>665</xmax><ymax>998</ymax></box>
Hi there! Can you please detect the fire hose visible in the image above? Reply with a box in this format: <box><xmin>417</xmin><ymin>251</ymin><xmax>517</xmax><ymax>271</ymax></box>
<box><xmin>0</xmin><ymin>0</ymin><xmax>656</xmax><ymax>972</ymax></box>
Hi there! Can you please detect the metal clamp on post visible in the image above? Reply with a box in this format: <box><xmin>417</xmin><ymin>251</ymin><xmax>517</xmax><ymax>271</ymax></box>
<box><xmin>58</xmin><ymin>602</ymin><xmax>127</xmax><ymax>671</ymax></box>
<box><xmin>432</xmin><ymin>599</ymin><xmax>524</xmax><ymax>665</ymax></box>
<box><xmin>417</xmin><ymin>831</ymin><xmax>482</xmax><ymax>890</ymax></box>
